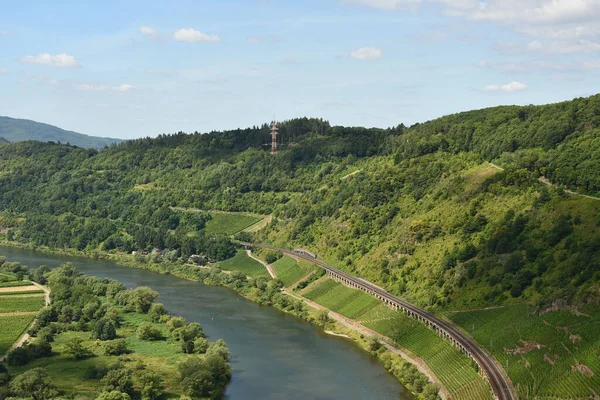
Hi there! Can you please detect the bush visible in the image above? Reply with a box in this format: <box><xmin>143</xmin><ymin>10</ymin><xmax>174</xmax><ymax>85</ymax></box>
<box><xmin>193</xmin><ymin>337</ymin><xmax>209</xmax><ymax>354</ymax></box>
<box><xmin>102</xmin><ymin>368</ymin><xmax>133</xmax><ymax>395</ymax></box>
<box><xmin>6</xmin><ymin>347</ymin><xmax>30</xmax><ymax>366</ymax></box>
<box><xmin>137</xmin><ymin>324</ymin><xmax>162</xmax><ymax>341</ymax></box>
<box><xmin>9</xmin><ymin>367</ymin><xmax>58</xmax><ymax>400</ymax></box>
<box><xmin>148</xmin><ymin>303</ymin><xmax>168</xmax><ymax>323</ymax></box>
<box><xmin>63</xmin><ymin>337</ymin><xmax>93</xmax><ymax>360</ymax></box>
<box><xmin>103</xmin><ymin>340</ymin><xmax>129</xmax><ymax>356</ymax></box>
<box><xmin>96</xmin><ymin>391</ymin><xmax>131</xmax><ymax>400</ymax></box>
<box><xmin>206</xmin><ymin>339</ymin><xmax>231</xmax><ymax>362</ymax></box>
<box><xmin>92</xmin><ymin>318</ymin><xmax>117</xmax><ymax>341</ymax></box>
<box><xmin>139</xmin><ymin>371</ymin><xmax>164</xmax><ymax>400</ymax></box>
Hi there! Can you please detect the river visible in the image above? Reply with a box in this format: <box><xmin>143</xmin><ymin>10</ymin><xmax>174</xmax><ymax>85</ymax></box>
<box><xmin>0</xmin><ymin>246</ymin><xmax>412</xmax><ymax>400</ymax></box>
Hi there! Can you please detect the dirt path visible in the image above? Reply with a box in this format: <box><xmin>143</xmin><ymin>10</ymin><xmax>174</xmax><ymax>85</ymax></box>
<box><xmin>290</xmin><ymin>270</ymin><xmax>315</xmax><ymax>289</ymax></box>
<box><xmin>538</xmin><ymin>177</ymin><xmax>600</xmax><ymax>201</ymax></box>
<box><xmin>0</xmin><ymin>311</ymin><xmax>38</xmax><ymax>317</ymax></box>
<box><xmin>244</xmin><ymin>215</ymin><xmax>272</xmax><ymax>233</ymax></box>
<box><xmin>246</xmin><ymin>250</ymin><xmax>277</xmax><ymax>279</ymax></box>
<box><xmin>283</xmin><ymin>289</ymin><xmax>450</xmax><ymax>400</ymax></box>
<box><xmin>0</xmin><ymin>282</ymin><xmax>51</xmax><ymax>362</ymax></box>
<box><xmin>341</xmin><ymin>169</ymin><xmax>362</xmax><ymax>180</ymax></box>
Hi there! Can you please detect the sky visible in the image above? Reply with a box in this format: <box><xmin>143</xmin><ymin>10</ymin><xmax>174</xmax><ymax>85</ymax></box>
<box><xmin>1</xmin><ymin>0</ymin><xmax>600</xmax><ymax>139</ymax></box>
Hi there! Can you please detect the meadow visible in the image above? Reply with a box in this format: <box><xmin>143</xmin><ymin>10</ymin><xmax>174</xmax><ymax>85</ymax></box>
<box><xmin>204</xmin><ymin>212</ymin><xmax>262</xmax><ymax>235</ymax></box>
<box><xmin>218</xmin><ymin>249</ymin><xmax>269</xmax><ymax>278</ymax></box>
<box><xmin>447</xmin><ymin>304</ymin><xmax>600</xmax><ymax>399</ymax></box>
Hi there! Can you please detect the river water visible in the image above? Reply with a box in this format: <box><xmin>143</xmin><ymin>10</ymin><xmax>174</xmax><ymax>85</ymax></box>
<box><xmin>0</xmin><ymin>246</ymin><xmax>412</xmax><ymax>400</ymax></box>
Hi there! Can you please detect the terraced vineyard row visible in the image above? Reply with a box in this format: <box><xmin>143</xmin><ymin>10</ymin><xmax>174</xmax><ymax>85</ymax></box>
<box><xmin>219</xmin><ymin>249</ymin><xmax>269</xmax><ymax>278</ymax></box>
<box><xmin>0</xmin><ymin>314</ymin><xmax>34</xmax><ymax>354</ymax></box>
<box><xmin>272</xmin><ymin>256</ymin><xmax>315</xmax><ymax>287</ymax></box>
<box><xmin>447</xmin><ymin>304</ymin><xmax>600</xmax><ymax>399</ymax></box>
<box><xmin>0</xmin><ymin>294</ymin><xmax>45</xmax><ymax>313</ymax></box>
<box><xmin>302</xmin><ymin>278</ymin><xmax>491</xmax><ymax>399</ymax></box>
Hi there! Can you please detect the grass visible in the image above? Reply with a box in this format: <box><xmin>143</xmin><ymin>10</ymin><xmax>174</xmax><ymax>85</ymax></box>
<box><xmin>0</xmin><ymin>314</ymin><xmax>36</xmax><ymax>354</ymax></box>
<box><xmin>218</xmin><ymin>249</ymin><xmax>269</xmax><ymax>278</ymax></box>
<box><xmin>0</xmin><ymin>295</ymin><xmax>45</xmax><ymax>313</ymax></box>
<box><xmin>271</xmin><ymin>256</ymin><xmax>315</xmax><ymax>287</ymax></box>
<box><xmin>0</xmin><ymin>280</ymin><xmax>33</xmax><ymax>288</ymax></box>
<box><xmin>0</xmin><ymin>289</ymin><xmax>44</xmax><ymax>296</ymax></box>
<box><xmin>8</xmin><ymin>310</ymin><xmax>186</xmax><ymax>399</ymax></box>
<box><xmin>205</xmin><ymin>212</ymin><xmax>262</xmax><ymax>235</ymax></box>
<box><xmin>447</xmin><ymin>304</ymin><xmax>600</xmax><ymax>399</ymax></box>
<box><xmin>302</xmin><ymin>278</ymin><xmax>491</xmax><ymax>400</ymax></box>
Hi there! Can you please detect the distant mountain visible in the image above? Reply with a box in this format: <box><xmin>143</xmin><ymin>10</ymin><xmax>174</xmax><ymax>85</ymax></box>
<box><xmin>0</xmin><ymin>116</ymin><xmax>122</xmax><ymax>149</ymax></box>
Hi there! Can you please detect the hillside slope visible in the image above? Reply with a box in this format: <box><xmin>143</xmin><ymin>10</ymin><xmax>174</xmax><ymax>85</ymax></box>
<box><xmin>0</xmin><ymin>116</ymin><xmax>122</xmax><ymax>149</ymax></box>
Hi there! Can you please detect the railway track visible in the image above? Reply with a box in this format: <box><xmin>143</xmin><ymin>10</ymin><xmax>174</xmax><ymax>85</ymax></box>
<box><xmin>241</xmin><ymin>242</ymin><xmax>517</xmax><ymax>400</ymax></box>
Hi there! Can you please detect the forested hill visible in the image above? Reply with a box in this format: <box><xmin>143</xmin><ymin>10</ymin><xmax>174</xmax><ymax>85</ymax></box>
<box><xmin>0</xmin><ymin>116</ymin><xmax>122</xmax><ymax>149</ymax></box>
<box><xmin>0</xmin><ymin>95</ymin><xmax>599</xmax><ymax>310</ymax></box>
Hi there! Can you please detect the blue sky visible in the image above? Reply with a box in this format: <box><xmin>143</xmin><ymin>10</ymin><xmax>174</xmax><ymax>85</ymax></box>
<box><xmin>1</xmin><ymin>0</ymin><xmax>599</xmax><ymax>139</ymax></box>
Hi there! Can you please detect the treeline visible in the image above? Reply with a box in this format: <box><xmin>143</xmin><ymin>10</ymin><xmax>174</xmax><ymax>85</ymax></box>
<box><xmin>0</xmin><ymin>264</ymin><xmax>232</xmax><ymax>400</ymax></box>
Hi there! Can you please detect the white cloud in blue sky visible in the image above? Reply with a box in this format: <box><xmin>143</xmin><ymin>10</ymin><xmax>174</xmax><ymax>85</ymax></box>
<box><xmin>0</xmin><ymin>0</ymin><xmax>599</xmax><ymax>139</ymax></box>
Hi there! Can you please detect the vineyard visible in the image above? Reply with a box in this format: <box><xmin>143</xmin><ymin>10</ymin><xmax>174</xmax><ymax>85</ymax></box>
<box><xmin>272</xmin><ymin>256</ymin><xmax>315</xmax><ymax>287</ymax></box>
<box><xmin>219</xmin><ymin>249</ymin><xmax>270</xmax><ymax>278</ymax></box>
<box><xmin>447</xmin><ymin>304</ymin><xmax>600</xmax><ymax>399</ymax></box>
<box><xmin>205</xmin><ymin>212</ymin><xmax>262</xmax><ymax>235</ymax></box>
<box><xmin>301</xmin><ymin>278</ymin><xmax>492</xmax><ymax>399</ymax></box>
<box><xmin>0</xmin><ymin>281</ymin><xmax>47</xmax><ymax>356</ymax></box>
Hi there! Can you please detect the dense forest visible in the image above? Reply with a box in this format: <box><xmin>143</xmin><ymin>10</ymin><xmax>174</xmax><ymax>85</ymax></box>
<box><xmin>0</xmin><ymin>95</ymin><xmax>599</xmax><ymax>310</ymax></box>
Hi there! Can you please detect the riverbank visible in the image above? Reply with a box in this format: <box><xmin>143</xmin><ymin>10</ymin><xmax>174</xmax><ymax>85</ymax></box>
<box><xmin>0</xmin><ymin>240</ymin><xmax>438</xmax><ymax>399</ymax></box>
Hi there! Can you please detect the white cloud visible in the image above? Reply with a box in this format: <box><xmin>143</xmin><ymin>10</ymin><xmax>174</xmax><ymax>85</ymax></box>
<box><xmin>350</xmin><ymin>47</ymin><xmax>383</xmax><ymax>60</ymax></box>
<box><xmin>112</xmin><ymin>84</ymin><xmax>135</xmax><ymax>92</ymax></box>
<box><xmin>342</xmin><ymin>0</ymin><xmax>421</xmax><ymax>10</ymax></box>
<box><xmin>0</xmin><ymin>31</ymin><xmax>8</xmax><ymax>35</ymax></box>
<box><xmin>139</xmin><ymin>26</ymin><xmax>157</xmax><ymax>37</ymax></box>
<box><xmin>20</xmin><ymin>53</ymin><xmax>79</xmax><ymax>67</ymax></box>
<box><xmin>484</xmin><ymin>81</ymin><xmax>528</xmax><ymax>92</ymax></box>
<box><xmin>73</xmin><ymin>83</ymin><xmax>107</xmax><ymax>91</ymax></box>
<box><xmin>0</xmin><ymin>68</ymin><xmax>7</xmax><ymax>75</ymax></box>
<box><xmin>477</xmin><ymin>59</ymin><xmax>573</xmax><ymax>72</ymax></box>
<box><xmin>173</xmin><ymin>28</ymin><xmax>220</xmax><ymax>43</ymax></box>
<box><xmin>247</xmin><ymin>37</ymin><xmax>260</xmax><ymax>45</ymax></box>
<box><xmin>583</xmin><ymin>60</ymin><xmax>600</xmax><ymax>69</ymax></box>
<box><xmin>528</xmin><ymin>39</ymin><xmax>600</xmax><ymax>54</ymax></box>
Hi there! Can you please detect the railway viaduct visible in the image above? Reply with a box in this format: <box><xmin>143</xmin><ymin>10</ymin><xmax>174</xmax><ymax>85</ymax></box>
<box><xmin>241</xmin><ymin>242</ymin><xmax>517</xmax><ymax>400</ymax></box>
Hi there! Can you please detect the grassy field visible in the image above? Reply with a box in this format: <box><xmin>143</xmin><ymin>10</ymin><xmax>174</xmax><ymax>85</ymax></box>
<box><xmin>0</xmin><ymin>289</ymin><xmax>44</xmax><ymax>296</ymax></box>
<box><xmin>0</xmin><ymin>314</ymin><xmax>37</xmax><ymax>354</ymax></box>
<box><xmin>7</xmin><ymin>309</ymin><xmax>187</xmax><ymax>399</ymax></box>
<box><xmin>302</xmin><ymin>277</ymin><xmax>491</xmax><ymax>399</ymax></box>
<box><xmin>0</xmin><ymin>294</ymin><xmax>45</xmax><ymax>313</ymax></box>
<box><xmin>218</xmin><ymin>249</ymin><xmax>269</xmax><ymax>278</ymax></box>
<box><xmin>447</xmin><ymin>304</ymin><xmax>600</xmax><ymax>399</ymax></box>
<box><xmin>205</xmin><ymin>212</ymin><xmax>262</xmax><ymax>235</ymax></box>
<box><xmin>271</xmin><ymin>256</ymin><xmax>315</xmax><ymax>287</ymax></box>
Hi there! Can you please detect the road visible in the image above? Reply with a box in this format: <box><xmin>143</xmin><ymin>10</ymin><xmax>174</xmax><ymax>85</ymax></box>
<box><xmin>241</xmin><ymin>242</ymin><xmax>517</xmax><ymax>400</ymax></box>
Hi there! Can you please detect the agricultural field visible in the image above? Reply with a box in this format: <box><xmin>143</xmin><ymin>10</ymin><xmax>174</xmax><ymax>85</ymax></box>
<box><xmin>205</xmin><ymin>212</ymin><xmax>262</xmax><ymax>235</ymax></box>
<box><xmin>302</xmin><ymin>278</ymin><xmax>491</xmax><ymax>400</ymax></box>
<box><xmin>218</xmin><ymin>249</ymin><xmax>270</xmax><ymax>278</ymax></box>
<box><xmin>271</xmin><ymin>256</ymin><xmax>315</xmax><ymax>287</ymax></box>
<box><xmin>0</xmin><ymin>281</ymin><xmax>46</xmax><ymax>356</ymax></box>
<box><xmin>447</xmin><ymin>304</ymin><xmax>600</xmax><ymax>399</ymax></box>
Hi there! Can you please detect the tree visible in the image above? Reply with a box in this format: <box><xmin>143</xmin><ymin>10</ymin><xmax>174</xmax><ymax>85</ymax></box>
<box><xmin>96</xmin><ymin>392</ymin><xmax>131</xmax><ymax>400</ymax></box>
<box><xmin>102</xmin><ymin>368</ymin><xmax>133</xmax><ymax>395</ymax></box>
<box><xmin>6</xmin><ymin>347</ymin><xmax>30</xmax><ymax>366</ymax></box>
<box><xmin>367</xmin><ymin>336</ymin><xmax>382</xmax><ymax>352</ymax></box>
<box><xmin>206</xmin><ymin>339</ymin><xmax>231</xmax><ymax>362</ymax></box>
<box><xmin>423</xmin><ymin>383</ymin><xmax>440</xmax><ymax>400</ymax></box>
<box><xmin>130</xmin><ymin>287</ymin><xmax>158</xmax><ymax>313</ymax></box>
<box><xmin>178</xmin><ymin>358</ymin><xmax>214</xmax><ymax>399</ymax></box>
<box><xmin>317</xmin><ymin>310</ymin><xmax>330</xmax><ymax>324</ymax></box>
<box><xmin>9</xmin><ymin>368</ymin><xmax>58</xmax><ymax>400</ymax></box>
<box><xmin>102</xmin><ymin>339</ymin><xmax>128</xmax><ymax>356</ymax></box>
<box><xmin>148</xmin><ymin>303</ymin><xmax>168</xmax><ymax>322</ymax></box>
<box><xmin>139</xmin><ymin>371</ymin><xmax>164</xmax><ymax>400</ymax></box>
<box><xmin>92</xmin><ymin>318</ymin><xmax>117</xmax><ymax>341</ymax></box>
<box><xmin>63</xmin><ymin>337</ymin><xmax>92</xmax><ymax>360</ymax></box>
<box><xmin>137</xmin><ymin>323</ymin><xmax>162</xmax><ymax>341</ymax></box>
<box><xmin>193</xmin><ymin>337</ymin><xmax>209</xmax><ymax>354</ymax></box>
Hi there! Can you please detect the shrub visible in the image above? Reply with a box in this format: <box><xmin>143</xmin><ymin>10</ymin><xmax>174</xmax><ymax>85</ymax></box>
<box><xmin>63</xmin><ymin>337</ymin><xmax>93</xmax><ymax>360</ymax></box>
<box><xmin>103</xmin><ymin>340</ymin><xmax>129</xmax><ymax>356</ymax></box>
<box><xmin>9</xmin><ymin>367</ymin><xmax>58</xmax><ymax>400</ymax></box>
<box><xmin>148</xmin><ymin>303</ymin><xmax>168</xmax><ymax>323</ymax></box>
<box><xmin>92</xmin><ymin>318</ymin><xmax>117</xmax><ymax>341</ymax></box>
<box><xmin>137</xmin><ymin>324</ymin><xmax>162</xmax><ymax>341</ymax></box>
<box><xmin>139</xmin><ymin>371</ymin><xmax>164</xmax><ymax>400</ymax></box>
<box><xmin>102</xmin><ymin>368</ymin><xmax>133</xmax><ymax>395</ymax></box>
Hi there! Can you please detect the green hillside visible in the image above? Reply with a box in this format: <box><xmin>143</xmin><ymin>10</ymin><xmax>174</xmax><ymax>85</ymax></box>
<box><xmin>0</xmin><ymin>116</ymin><xmax>122</xmax><ymax>149</ymax></box>
<box><xmin>0</xmin><ymin>95</ymin><xmax>599</xmax><ymax>398</ymax></box>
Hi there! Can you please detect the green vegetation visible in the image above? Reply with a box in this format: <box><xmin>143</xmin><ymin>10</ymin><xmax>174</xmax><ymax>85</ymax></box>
<box><xmin>218</xmin><ymin>249</ymin><xmax>269</xmax><ymax>278</ymax></box>
<box><xmin>271</xmin><ymin>256</ymin><xmax>314</xmax><ymax>287</ymax></box>
<box><xmin>0</xmin><ymin>116</ymin><xmax>122</xmax><ymax>149</ymax></box>
<box><xmin>0</xmin><ymin>280</ymin><xmax>32</xmax><ymax>288</ymax></box>
<box><xmin>0</xmin><ymin>264</ymin><xmax>232</xmax><ymax>399</ymax></box>
<box><xmin>0</xmin><ymin>295</ymin><xmax>45</xmax><ymax>313</ymax></box>
<box><xmin>0</xmin><ymin>314</ymin><xmax>35</xmax><ymax>354</ymax></box>
<box><xmin>205</xmin><ymin>212</ymin><xmax>262</xmax><ymax>235</ymax></box>
<box><xmin>0</xmin><ymin>95</ymin><xmax>600</xmax><ymax>398</ymax></box>
<box><xmin>303</xmin><ymin>278</ymin><xmax>488</xmax><ymax>399</ymax></box>
<box><xmin>447</xmin><ymin>304</ymin><xmax>600</xmax><ymax>399</ymax></box>
<box><xmin>0</xmin><ymin>290</ymin><xmax>44</xmax><ymax>296</ymax></box>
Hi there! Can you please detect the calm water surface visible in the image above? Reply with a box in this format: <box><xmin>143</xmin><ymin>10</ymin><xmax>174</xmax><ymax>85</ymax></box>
<box><xmin>0</xmin><ymin>246</ymin><xmax>413</xmax><ymax>400</ymax></box>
